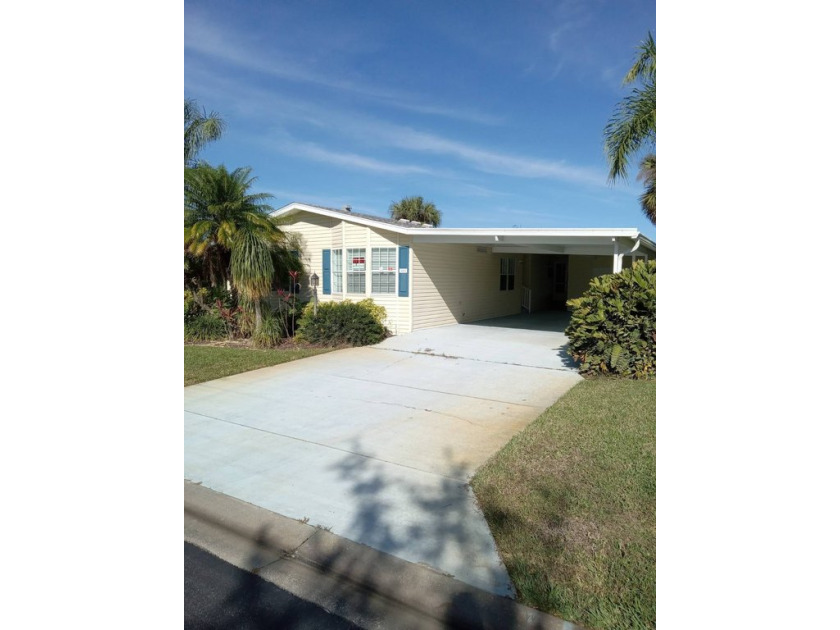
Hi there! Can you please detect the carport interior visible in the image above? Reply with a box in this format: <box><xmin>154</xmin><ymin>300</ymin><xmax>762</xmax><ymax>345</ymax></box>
<box><xmin>519</xmin><ymin>253</ymin><xmax>620</xmax><ymax>313</ymax></box>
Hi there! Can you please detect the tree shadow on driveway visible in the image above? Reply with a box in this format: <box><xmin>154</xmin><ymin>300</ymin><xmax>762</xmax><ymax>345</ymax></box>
<box><xmin>327</xmin><ymin>440</ymin><xmax>514</xmax><ymax>597</ymax></box>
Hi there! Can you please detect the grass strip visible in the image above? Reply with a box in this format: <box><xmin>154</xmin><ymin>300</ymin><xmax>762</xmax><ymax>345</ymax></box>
<box><xmin>184</xmin><ymin>345</ymin><xmax>334</xmax><ymax>386</ymax></box>
<box><xmin>472</xmin><ymin>378</ymin><xmax>655</xmax><ymax>630</ymax></box>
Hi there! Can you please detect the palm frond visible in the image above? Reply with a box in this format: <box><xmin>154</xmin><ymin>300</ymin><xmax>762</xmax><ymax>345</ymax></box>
<box><xmin>185</xmin><ymin>162</ymin><xmax>289</xmax><ymax>291</ymax></box>
<box><xmin>623</xmin><ymin>32</ymin><xmax>656</xmax><ymax>85</ymax></box>
<box><xmin>637</xmin><ymin>154</ymin><xmax>656</xmax><ymax>225</ymax></box>
<box><xmin>388</xmin><ymin>195</ymin><xmax>442</xmax><ymax>226</ymax></box>
<box><xmin>604</xmin><ymin>84</ymin><xmax>656</xmax><ymax>181</ymax></box>
<box><xmin>184</xmin><ymin>98</ymin><xmax>226</xmax><ymax>166</ymax></box>
<box><xmin>604</xmin><ymin>33</ymin><xmax>656</xmax><ymax>223</ymax></box>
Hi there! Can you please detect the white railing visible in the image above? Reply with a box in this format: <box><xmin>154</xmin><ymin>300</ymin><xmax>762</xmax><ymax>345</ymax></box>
<box><xmin>521</xmin><ymin>286</ymin><xmax>532</xmax><ymax>313</ymax></box>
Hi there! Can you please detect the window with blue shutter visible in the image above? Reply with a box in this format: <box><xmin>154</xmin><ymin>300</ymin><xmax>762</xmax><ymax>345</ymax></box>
<box><xmin>398</xmin><ymin>246</ymin><xmax>410</xmax><ymax>297</ymax></box>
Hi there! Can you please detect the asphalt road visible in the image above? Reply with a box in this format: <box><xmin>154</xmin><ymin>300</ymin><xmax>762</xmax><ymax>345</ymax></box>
<box><xmin>184</xmin><ymin>542</ymin><xmax>363</xmax><ymax>630</ymax></box>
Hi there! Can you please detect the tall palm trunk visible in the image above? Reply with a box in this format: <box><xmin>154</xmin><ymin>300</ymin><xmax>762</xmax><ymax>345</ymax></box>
<box><xmin>254</xmin><ymin>300</ymin><xmax>263</xmax><ymax>331</ymax></box>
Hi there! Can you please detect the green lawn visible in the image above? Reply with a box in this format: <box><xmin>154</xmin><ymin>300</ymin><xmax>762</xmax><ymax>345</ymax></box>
<box><xmin>471</xmin><ymin>379</ymin><xmax>655</xmax><ymax>630</ymax></box>
<box><xmin>184</xmin><ymin>345</ymin><xmax>335</xmax><ymax>386</ymax></box>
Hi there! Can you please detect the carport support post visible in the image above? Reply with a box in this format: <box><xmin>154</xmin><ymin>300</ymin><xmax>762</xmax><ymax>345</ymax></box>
<box><xmin>612</xmin><ymin>238</ymin><xmax>623</xmax><ymax>273</ymax></box>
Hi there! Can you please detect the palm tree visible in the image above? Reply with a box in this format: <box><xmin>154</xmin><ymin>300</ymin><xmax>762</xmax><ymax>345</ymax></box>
<box><xmin>231</xmin><ymin>228</ymin><xmax>275</xmax><ymax>332</ymax></box>
<box><xmin>184</xmin><ymin>98</ymin><xmax>226</xmax><ymax>167</ymax></box>
<box><xmin>184</xmin><ymin>164</ymin><xmax>280</xmax><ymax>289</ymax></box>
<box><xmin>604</xmin><ymin>32</ymin><xmax>656</xmax><ymax>224</ymax></box>
<box><xmin>637</xmin><ymin>154</ymin><xmax>655</xmax><ymax>224</ymax></box>
<box><xmin>388</xmin><ymin>196</ymin><xmax>442</xmax><ymax>227</ymax></box>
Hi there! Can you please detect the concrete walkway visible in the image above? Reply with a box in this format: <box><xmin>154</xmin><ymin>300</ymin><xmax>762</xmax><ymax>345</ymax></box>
<box><xmin>185</xmin><ymin>312</ymin><xmax>581</xmax><ymax>596</ymax></box>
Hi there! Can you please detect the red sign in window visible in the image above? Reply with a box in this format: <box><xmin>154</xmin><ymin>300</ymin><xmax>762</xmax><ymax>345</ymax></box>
<box><xmin>353</xmin><ymin>257</ymin><xmax>365</xmax><ymax>265</ymax></box>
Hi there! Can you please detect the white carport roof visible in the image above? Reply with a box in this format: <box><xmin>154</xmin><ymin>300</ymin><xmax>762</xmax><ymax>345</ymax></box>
<box><xmin>273</xmin><ymin>202</ymin><xmax>655</xmax><ymax>261</ymax></box>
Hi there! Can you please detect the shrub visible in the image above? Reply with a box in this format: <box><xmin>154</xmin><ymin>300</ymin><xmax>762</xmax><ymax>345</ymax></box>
<box><xmin>357</xmin><ymin>298</ymin><xmax>387</xmax><ymax>326</ymax></box>
<box><xmin>184</xmin><ymin>311</ymin><xmax>227</xmax><ymax>342</ymax></box>
<box><xmin>184</xmin><ymin>287</ymin><xmax>236</xmax><ymax>323</ymax></box>
<box><xmin>566</xmin><ymin>260</ymin><xmax>655</xmax><ymax>378</ymax></box>
<box><xmin>253</xmin><ymin>312</ymin><xmax>285</xmax><ymax>348</ymax></box>
<box><xmin>296</xmin><ymin>300</ymin><xmax>388</xmax><ymax>347</ymax></box>
<box><xmin>275</xmin><ymin>289</ymin><xmax>305</xmax><ymax>337</ymax></box>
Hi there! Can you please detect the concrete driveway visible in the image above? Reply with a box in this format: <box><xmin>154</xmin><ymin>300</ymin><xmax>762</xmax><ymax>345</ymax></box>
<box><xmin>184</xmin><ymin>311</ymin><xmax>581</xmax><ymax>596</ymax></box>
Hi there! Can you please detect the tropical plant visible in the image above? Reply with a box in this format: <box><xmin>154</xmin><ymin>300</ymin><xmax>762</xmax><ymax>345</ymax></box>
<box><xmin>184</xmin><ymin>163</ymin><xmax>305</xmax><ymax>341</ymax></box>
<box><xmin>637</xmin><ymin>154</ymin><xmax>656</xmax><ymax>225</ymax></box>
<box><xmin>184</xmin><ymin>98</ymin><xmax>226</xmax><ymax>167</ymax></box>
<box><xmin>275</xmin><ymin>289</ymin><xmax>304</xmax><ymax>338</ymax></box>
<box><xmin>604</xmin><ymin>32</ymin><xmax>656</xmax><ymax>225</ymax></box>
<box><xmin>388</xmin><ymin>196</ymin><xmax>442</xmax><ymax>227</ymax></box>
<box><xmin>231</xmin><ymin>228</ymin><xmax>276</xmax><ymax>332</ymax></box>
<box><xmin>184</xmin><ymin>164</ymin><xmax>278</xmax><ymax>288</ymax></box>
<box><xmin>566</xmin><ymin>260</ymin><xmax>656</xmax><ymax>378</ymax></box>
<box><xmin>184</xmin><ymin>311</ymin><xmax>228</xmax><ymax>342</ymax></box>
<box><xmin>184</xmin><ymin>288</ymin><xmax>252</xmax><ymax>341</ymax></box>
<box><xmin>253</xmin><ymin>312</ymin><xmax>286</xmax><ymax>348</ymax></box>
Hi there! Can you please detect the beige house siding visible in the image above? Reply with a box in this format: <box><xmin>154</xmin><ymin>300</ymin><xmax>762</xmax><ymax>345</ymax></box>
<box><xmin>567</xmin><ymin>255</ymin><xmax>614</xmax><ymax>301</ymax></box>
<box><xmin>282</xmin><ymin>214</ymin><xmax>412</xmax><ymax>334</ymax></box>
<box><xmin>277</xmin><ymin>209</ymin><xmax>652</xmax><ymax>333</ymax></box>
<box><xmin>411</xmin><ymin>243</ymin><xmax>520</xmax><ymax>330</ymax></box>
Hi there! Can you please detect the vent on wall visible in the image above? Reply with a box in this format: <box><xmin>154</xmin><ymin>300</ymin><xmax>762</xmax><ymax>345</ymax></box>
<box><xmin>476</xmin><ymin>246</ymin><xmax>489</xmax><ymax>254</ymax></box>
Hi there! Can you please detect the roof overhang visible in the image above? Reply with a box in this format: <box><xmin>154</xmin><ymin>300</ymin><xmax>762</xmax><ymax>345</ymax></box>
<box><xmin>274</xmin><ymin>202</ymin><xmax>656</xmax><ymax>257</ymax></box>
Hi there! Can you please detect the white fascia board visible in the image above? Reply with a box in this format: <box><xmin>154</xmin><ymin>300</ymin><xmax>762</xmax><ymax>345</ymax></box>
<box><xmin>410</xmin><ymin>230</ymin><xmax>644</xmax><ymax>249</ymax></box>
<box><xmin>411</xmin><ymin>227</ymin><xmax>641</xmax><ymax>238</ymax></box>
<box><xmin>637</xmin><ymin>234</ymin><xmax>656</xmax><ymax>252</ymax></box>
<box><xmin>273</xmin><ymin>202</ymin><xmax>656</xmax><ymax>250</ymax></box>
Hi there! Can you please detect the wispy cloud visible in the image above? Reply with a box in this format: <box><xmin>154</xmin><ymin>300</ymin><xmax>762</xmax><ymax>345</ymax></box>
<box><xmin>281</xmin><ymin>142</ymin><xmax>436</xmax><ymax>176</ymax></box>
<box><xmin>187</xmin><ymin>45</ymin><xmax>607</xmax><ymax>187</ymax></box>
<box><xmin>373</xmin><ymin>126</ymin><xmax>607</xmax><ymax>186</ymax></box>
<box><xmin>448</xmin><ymin>183</ymin><xmax>510</xmax><ymax>198</ymax></box>
<box><xmin>184</xmin><ymin>11</ymin><xmax>500</xmax><ymax>125</ymax></box>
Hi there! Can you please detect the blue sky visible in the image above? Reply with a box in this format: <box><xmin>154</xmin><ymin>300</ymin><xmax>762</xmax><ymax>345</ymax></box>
<box><xmin>185</xmin><ymin>0</ymin><xmax>655</xmax><ymax>239</ymax></box>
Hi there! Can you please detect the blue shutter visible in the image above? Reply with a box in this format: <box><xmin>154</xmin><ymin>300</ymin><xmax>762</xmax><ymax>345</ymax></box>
<box><xmin>322</xmin><ymin>249</ymin><xmax>331</xmax><ymax>295</ymax></box>
<box><xmin>398</xmin><ymin>246</ymin><xmax>410</xmax><ymax>297</ymax></box>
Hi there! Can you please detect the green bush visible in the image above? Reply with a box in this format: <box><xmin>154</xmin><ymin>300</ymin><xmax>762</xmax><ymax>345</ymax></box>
<box><xmin>184</xmin><ymin>287</ymin><xmax>236</xmax><ymax>323</ymax></box>
<box><xmin>566</xmin><ymin>260</ymin><xmax>655</xmax><ymax>378</ymax></box>
<box><xmin>253</xmin><ymin>313</ymin><xmax>285</xmax><ymax>348</ymax></box>
<box><xmin>296</xmin><ymin>300</ymin><xmax>388</xmax><ymax>347</ymax></box>
<box><xmin>185</xmin><ymin>311</ymin><xmax>227</xmax><ymax>341</ymax></box>
<box><xmin>357</xmin><ymin>298</ymin><xmax>387</xmax><ymax>326</ymax></box>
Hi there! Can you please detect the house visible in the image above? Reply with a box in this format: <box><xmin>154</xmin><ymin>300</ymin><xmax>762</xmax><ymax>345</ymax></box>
<box><xmin>272</xmin><ymin>202</ymin><xmax>656</xmax><ymax>336</ymax></box>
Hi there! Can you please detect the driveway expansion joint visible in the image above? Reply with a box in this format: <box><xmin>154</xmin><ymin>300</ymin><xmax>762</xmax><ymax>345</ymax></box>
<box><xmin>374</xmin><ymin>346</ymin><xmax>577</xmax><ymax>373</ymax></box>
<box><xmin>332</xmin><ymin>373</ymin><xmax>545</xmax><ymax>409</ymax></box>
<box><xmin>185</xmin><ymin>409</ymin><xmax>468</xmax><ymax>482</ymax></box>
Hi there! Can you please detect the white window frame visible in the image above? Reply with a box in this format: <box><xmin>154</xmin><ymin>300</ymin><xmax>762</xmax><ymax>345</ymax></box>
<box><xmin>500</xmin><ymin>257</ymin><xmax>515</xmax><ymax>291</ymax></box>
<box><xmin>371</xmin><ymin>247</ymin><xmax>397</xmax><ymax>294</ymax></box>
<box><xmin>346</xmin><ymin>248</ymin><xmax>366</xmax><ymax>294</ymax></box>
<box><xmin>332</xmin><ymin>249</ymin><xmax>343</xmax><ymax>293</ymax></box>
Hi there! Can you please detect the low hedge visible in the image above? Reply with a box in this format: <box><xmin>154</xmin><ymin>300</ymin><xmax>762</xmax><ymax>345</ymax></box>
<box><xmin>295</xmin><ymin>299</ymin><xmax>388</xmax><ymax>347</ymax></box>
